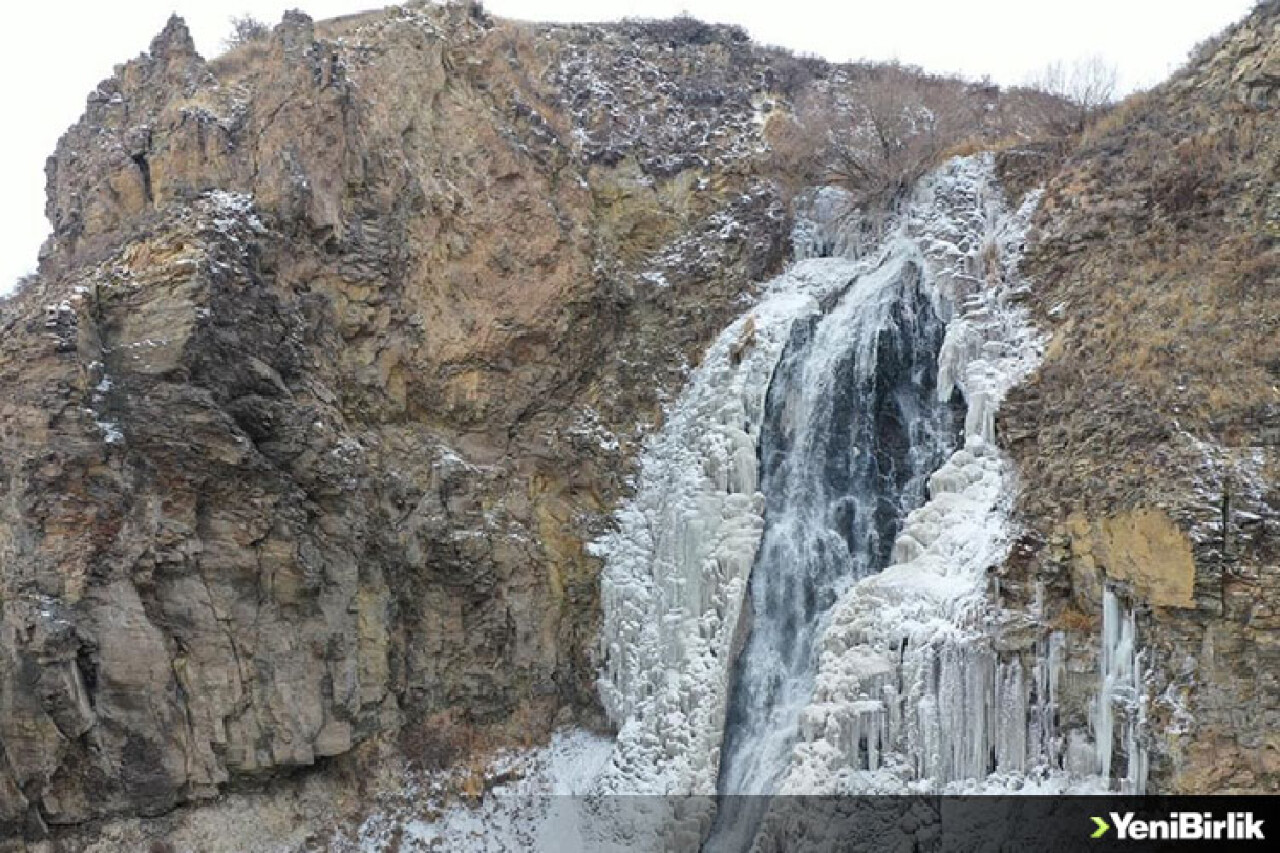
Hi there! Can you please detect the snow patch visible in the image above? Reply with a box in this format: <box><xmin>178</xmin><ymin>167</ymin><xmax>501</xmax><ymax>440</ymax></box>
<box><xmin>357</xmin><ymin>730</ymin><xmax>615</xmax><ymax>853</ymax></box>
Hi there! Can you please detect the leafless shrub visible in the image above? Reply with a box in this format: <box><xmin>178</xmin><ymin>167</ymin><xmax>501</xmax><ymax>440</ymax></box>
<box><xmin>223</xmin><ymin>14</ymin><xmax>269</xmax><ymax>52</ymax></box>
<box><xmin>1028</xmin><ymin>55</ymin><xmax>1119</xmax><ymax>134</ymax></box>
<box><xmin>783</xmin><ymin>70</ymin><xmax>984</xmax><ymax>208</ymax></box>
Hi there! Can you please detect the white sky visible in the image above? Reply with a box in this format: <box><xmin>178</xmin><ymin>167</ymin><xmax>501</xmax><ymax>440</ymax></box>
<box><xmin>0</xmin><ymin>1</ymin><xmax>1255</xmax><ymax>295</ymax></box>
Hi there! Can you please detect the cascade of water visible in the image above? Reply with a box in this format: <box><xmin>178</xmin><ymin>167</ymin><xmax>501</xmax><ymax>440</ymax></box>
<box><xmin>591</xmin><ymin>188</ymin><xmax>883</xmax><ymax>800</ymax></box>
<box><xmin>587</xmin><ymin>155</ymin><xmax>1149</xmax><ymax>853</ymax></box>
<box><xmin>774</xmin><ymin>159</ymin><xmax>1063</xmax><ymax>803</ymax></box>
<box><xmin>714</xmin><ymin>242</ymin><xmax>961</xmax><ymax>800</ymax></box>
<box><xmin>700</xmin><ymin>238</ymin><xmax>960</xmax><ymax>853</ymax></box>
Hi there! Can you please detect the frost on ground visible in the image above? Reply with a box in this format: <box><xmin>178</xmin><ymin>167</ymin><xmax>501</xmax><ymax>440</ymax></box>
<box><xmin>356</xmin><ymin>730</ymin><xmax>617</xmax><ymax>853</ymax></box>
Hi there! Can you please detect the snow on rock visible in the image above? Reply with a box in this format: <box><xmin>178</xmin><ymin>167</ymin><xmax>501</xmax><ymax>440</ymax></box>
<box><xmin>202</xmin><ymin>189</ymin><xmax>267</xmax><ymax>236</ymax></box>
<box><xmin>94</xmin><ymin>417</ymin><xmax>125</xmax><ymax>445</ymax></box>
<box><xmin>592</xmin><ymin>246</ymin><xmax>868</xmax><ymax>797</ymax></box>
<box><xmin>774</xmin><ymin>157</ymin><xmax>1104</xmax><ymax>797</ymax></box>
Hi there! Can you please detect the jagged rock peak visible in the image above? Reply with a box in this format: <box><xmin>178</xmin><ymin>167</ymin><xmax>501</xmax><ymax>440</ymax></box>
<box><xmin>274</xmin><ymin>9</ymin><xmax>317</xmax><ymax>54</ymax></box>
<box><xmin>147</xmin><ymin>14</ymin><xmax>199</xmax><ymax>62</ymax></box>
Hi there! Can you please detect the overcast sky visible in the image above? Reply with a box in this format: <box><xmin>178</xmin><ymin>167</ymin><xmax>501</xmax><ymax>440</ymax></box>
<box><xmin>0</xmin><ymin>0</ymin><xmax>1256</xmax><ymax>295</ymax></box>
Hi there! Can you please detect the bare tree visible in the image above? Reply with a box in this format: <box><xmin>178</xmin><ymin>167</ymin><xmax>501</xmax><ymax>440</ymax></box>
<box><xmin>223</xmin><ymin>14</ymin><xmax>270</xmax><ymax>51</ymax></box>
<box><xmin>795</xmin><ymin>71</ymin><xmax>981</xmax><ymax>208</ymax></box>
<box><xmin>1031</xmin><ymin>55</ymin><xmax>1119</xmax><ymax>134</ymax></box>
<box><xmin>827</xmin><ymin>84</ymin><xmax>940</xmax><ymax>202</ymax></box>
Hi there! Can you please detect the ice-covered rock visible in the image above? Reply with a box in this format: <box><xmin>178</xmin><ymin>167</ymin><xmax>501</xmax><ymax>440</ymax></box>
<box><xmin>590</xmin><ymin>155</ymin><xmax>1146</xmax><ymax>852</ymax></box>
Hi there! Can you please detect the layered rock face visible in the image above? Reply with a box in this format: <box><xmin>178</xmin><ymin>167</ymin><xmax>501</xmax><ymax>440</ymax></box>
<box><xmin>0</xmin><ymin>3</ymin><xmax>1030</xmax><ymax>839</ymax></box>
<box><xmin>1000</xmin><ymin>2</ymin><xmax>1280</xmax><ymax>792</ymax></box>
<box><xmin>2</xmin><ymin>0</ymin><xmax>1278</xmax><ymax>845</ymax></box>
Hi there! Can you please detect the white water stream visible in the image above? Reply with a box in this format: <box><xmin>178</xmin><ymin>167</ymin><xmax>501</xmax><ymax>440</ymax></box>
<box><xmin>593</xmin><ymin>155</ymin><xmax>1148</xmax><ymax>844</ymax></box>
<box><xmin>359</xmin><ymin>155</ymin><xmax>1152</xmax><ymax>852</ymax></box>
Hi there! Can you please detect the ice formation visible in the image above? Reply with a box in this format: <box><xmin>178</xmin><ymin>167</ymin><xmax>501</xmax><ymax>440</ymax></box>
<box><xmin>590</xmin><ymin>192</ymin><xmax>883</xmax><ymax>798</ymax></box>
<box><xmin>1090</xmin><ymin>588</ymin><xmax>1149</xmax><ymax>794</ymax></box>
<box><xmin>593</xmin><ymin>154</ymin><xmax>1087</xmax><ymax>810</ymax></box>
<box><xmin>769</xmin><ymin>160</ymin><xmax>1150</xmax><ymax>803</ymax></box>
<box><xmin>387</xmin><ymin>155</ymin><xmax>1151</xmax><ymax>850</ymax></box>
<box><xmin>716</xmin><ymin>228</ymin><xmax>959</xmax><ymax>800</ymax></box>
<box><xmin>775</xmin><ymin>157</ymin><xmax>1060</xmax><ymax>797</ymax></box>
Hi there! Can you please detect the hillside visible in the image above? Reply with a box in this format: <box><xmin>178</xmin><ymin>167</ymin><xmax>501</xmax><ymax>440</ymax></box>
<box><xmin>1002</xmin><ymin>0</ymin><xmax>1280</xmax><ymax>791</ymax></box>
<box><xmin>0</xmin><ymin>0</ymin><xmax>1276</xmax><ymax>848</ymax></box>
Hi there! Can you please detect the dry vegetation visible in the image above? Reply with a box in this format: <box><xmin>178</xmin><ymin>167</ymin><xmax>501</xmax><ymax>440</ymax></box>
<box><xmin>1027</xmin><ymin>55</ymin><xmax>1119</xmax><ymax>135</ymax></box>
<box><xmin>208</xmin><ymin>26</ymin><xmax>271</xmax><ymax>81</ymax></box>
<box><xmin>1003</xmin><ymin>6</ymin><xmax>1280</xmax><ymax>517</ymax></box>
<box><xmin>758</xmin><ymin>51</ymin><xmax>1119</xmax><ymax>215</ymax></box>
<box><xmin>765</xmin><ymin>65</ymin><xmax>1067</xmax><ymax>212</ymax></box>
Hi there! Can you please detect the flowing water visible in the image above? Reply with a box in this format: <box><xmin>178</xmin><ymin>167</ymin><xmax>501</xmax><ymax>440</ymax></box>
<box><xmin>705</xmin><ymin>240</ymin><xmax>963</xmax><ymax>848</ymax></box>
<box><xmin>586</xmin><ymin>156</ymin><xmax>1145</xmax><ymax>853</ymax></box>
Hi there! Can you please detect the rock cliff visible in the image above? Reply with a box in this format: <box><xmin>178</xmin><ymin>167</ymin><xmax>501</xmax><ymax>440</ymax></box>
<box><xmin>0</xmin><ymin>0</ymin><xmax>1277</xmax><ymax>847</ymax></box>
<box><xmin>1000</xmin><ymin>0</ymin><xmax>1280</xmax><ymax>793</ymax></box>
<box><xmin>1</xmin><ymin>4</ymin><xmax>1031</xmax><ymax>841</ymax></box>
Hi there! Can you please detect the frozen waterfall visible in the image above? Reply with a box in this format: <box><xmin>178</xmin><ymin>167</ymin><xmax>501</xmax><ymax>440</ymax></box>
<box><xmin>590</xmin><ymin>189</ymin><xmax>882</xmax><ymax>798</ymax></box>
<box><xmin>585</xmin><ymin>154</ymin><xmax>1148</xmax><ymax>852</ymax></box>
<box><xmin>774</xmin><ymin>159</ymin><xmax>1058</xmax><ymax>799</ymax></box>
<box><xmin>704</xmin><ymin>227</ymin><xmax>962</xmax><ymax>851</ymax></box>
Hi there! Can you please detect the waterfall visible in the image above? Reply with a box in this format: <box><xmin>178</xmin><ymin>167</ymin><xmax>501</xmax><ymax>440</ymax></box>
<box><xmin>585</xmin><ymin>154</ymin><xmax>1147</xmax><ymax>852</ymax></box>
<box><xmin>590</xmin><ymin>186</ymin><xmax>906</xmax><ymax>800</ymax></box>
<box><xmin>715</xmin><ymin>240</ymin><xmax>961</xmax><ymax>800</ymax></box>
<box><xmin>772</xmin><ymin>158</ymin><xmax>1062</xmax><ymax>802</ymax></box>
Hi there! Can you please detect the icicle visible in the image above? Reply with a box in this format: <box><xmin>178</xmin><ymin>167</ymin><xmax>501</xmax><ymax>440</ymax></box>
<box><xmin>1091</xmin><ymin>587</ymin><xmax>1148</xmax><ymax>793</ymax></box>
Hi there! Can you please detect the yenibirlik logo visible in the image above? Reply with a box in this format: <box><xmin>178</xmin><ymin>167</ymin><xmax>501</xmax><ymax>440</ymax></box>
<box><xmin>1091</xmin><ymin>812</ymin><xmax>1265</xmax><ymax>841</ymax></box>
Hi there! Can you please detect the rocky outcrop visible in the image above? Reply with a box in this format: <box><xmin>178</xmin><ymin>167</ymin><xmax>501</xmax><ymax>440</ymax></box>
<box><xmin>0</xmin><ymin>3</ymin><xmax>1040</xmax><ymax>842</ymax></box>
<box><xmin>1000</xmin><ymin>0</ymin><xmax>1280</xmax><ymax>793</ymax></box>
